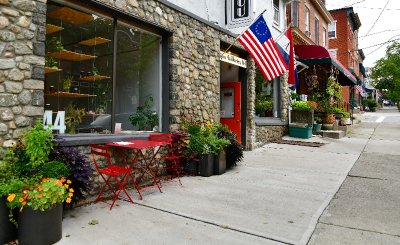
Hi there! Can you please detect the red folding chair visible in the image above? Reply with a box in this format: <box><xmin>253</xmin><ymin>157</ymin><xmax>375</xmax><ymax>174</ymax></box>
<box><xmin>149</xmin><ymin>133</ymin><xmax>182</xmax><ymax>185</ymax></box>
<box><xmin>90</xmin><ymin>144</ymin><xmax>138</xmax><ymax>210</ymax></box>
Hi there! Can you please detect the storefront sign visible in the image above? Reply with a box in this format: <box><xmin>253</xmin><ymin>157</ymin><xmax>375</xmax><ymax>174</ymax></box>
<box><xmin>227</xmin><ymin>0</ymin><xmax>253</xmax><ymax>28</ymax></box>
<box><xmin>220</xmin><ymin>51</ymin><xmax>247</xmax><ymax>68</ymax></box>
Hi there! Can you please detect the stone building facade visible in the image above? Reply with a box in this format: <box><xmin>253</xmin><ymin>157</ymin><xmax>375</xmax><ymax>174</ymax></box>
<box><xmin>0</xmin><ymin>0</ymin><xmax>289</xmax><ymax>152</ymax></box>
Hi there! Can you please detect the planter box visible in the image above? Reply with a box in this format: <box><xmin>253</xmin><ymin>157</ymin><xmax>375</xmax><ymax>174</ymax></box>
<box><xmin>289</xmin><ymin>123</ymin><xmax>312</xmax><ymax>139</ymax></box>
<box><xmin>18</xmin><ymin>203</ymin><xmax>63</xmax><ymax>245</ymax></box>
<box><xmin>198</xmin><ymin>154</ymin><xmax>214</xmax><ymax>177</ymax></box>
<box><xmin>183</xmin><ymin>160</ymin><xmax>198</xmax><ymax>175</ymax></box>
<box><xmin>213</xmin><ymin>150</ymin><xmax>226</xmax><ymax>175</ymax></box>
<box><xmin>0</xmin><ymin>197</ymin><xmax>17</xmax><ymax>244</ymax></box>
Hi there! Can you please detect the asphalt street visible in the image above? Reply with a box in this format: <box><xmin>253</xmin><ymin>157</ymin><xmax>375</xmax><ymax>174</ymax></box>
<box><xmin>56</xmin><ymin>107</ymin><xmax>400</xmax><ymax>245</ymax></box>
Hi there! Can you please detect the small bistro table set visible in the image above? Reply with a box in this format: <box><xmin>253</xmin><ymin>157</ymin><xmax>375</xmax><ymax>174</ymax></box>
<box><xmin>90</xmin><ymin>134</ymin><xmax>180</xmax><ymax>210</ymax></box>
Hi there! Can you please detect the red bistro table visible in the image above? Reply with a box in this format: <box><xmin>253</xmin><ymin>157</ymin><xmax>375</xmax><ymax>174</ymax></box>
<box><xmin>107</xmin><ymin>140</ymin><xmax>167</xmax><ymax>199</ymax></box>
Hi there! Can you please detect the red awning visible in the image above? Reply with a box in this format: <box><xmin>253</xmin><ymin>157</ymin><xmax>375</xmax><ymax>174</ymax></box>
<box><xmin>294</xmin><ymin>45</ymin><xmax>357</xmax><ymax>85</ymax></box>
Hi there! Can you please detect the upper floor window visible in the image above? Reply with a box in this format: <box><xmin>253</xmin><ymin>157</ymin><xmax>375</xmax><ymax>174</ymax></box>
<box><xmin>329</xmin><ymin>49</ymin><xmax>337</xmax><ymax>57</ymax></box>
<box><xmin>273</xmin><ymin>0</ymin><xmax>280</xmax><ymax>25</ymax></box>
<box><xmin>328</xmin><ymin>21</ymin><xmax>336</xmax><ymax>39</ymax></box>
<box><xmin>305</xmin><ymin>6</ymin><xmax>310</xmax><ymax>37</ymax></box>
<box><xmin>315</xmin><ymin>17</ymin><xmax>319</xmax><ymax>44</ymax></box>
<box><xmin>322</xmin><ymin>27</ymin><xmax>327</xmax><ymax>47</ymax></box>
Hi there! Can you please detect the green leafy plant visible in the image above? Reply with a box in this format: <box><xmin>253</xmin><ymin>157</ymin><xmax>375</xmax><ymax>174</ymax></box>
<box><xmin>62</xmin><ymin>76</ymin><xmax>73</xmax><ymax>92</ymax></box>
<box><xmin>23</xmin><ymin>119</ymin><xmax>54</xmax><ymax>169</ymax></box>
<box><xmin>292</xmin><ymin>101</ymin><xmax>313</xmax><ymax>111</ymax></box>
<box><xmin>342</xmin><ymin>111</ymin><xmax>350</xmax><ymax>118</ymax></box>
<box><xmin>38</xmin><ymin>160</ymin><xmax>71</xmax><ymax>179</ymax></box>
<box><xmin>129</xmin><ymin>96</ymin><xmax>159</xmax><ymax>131</ymax></box>
<box><xmin>255</xmin><ymin>100</ymin><xmax>273</xmax><ymax>114</ymax></box>
<box><xmin>215</xmin><ymin>124</ymin><xmax>243</xmax><ymax>168</ymax></box>
<box><xmin>45</xmin><ymin>56</ymin><xmax>58</xmax><ymax>69</ymax></box>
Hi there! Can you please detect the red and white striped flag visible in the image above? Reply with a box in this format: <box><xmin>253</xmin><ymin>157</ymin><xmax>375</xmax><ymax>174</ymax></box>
<box><xmin>237</xmin><ymin>16</ymin><xmax>288</xmax><ymax>81</ymax></box>
<box><xmin>355</xmin><ymin>85</ymin><xmax>363</xmax><ymax>94</ymax></box>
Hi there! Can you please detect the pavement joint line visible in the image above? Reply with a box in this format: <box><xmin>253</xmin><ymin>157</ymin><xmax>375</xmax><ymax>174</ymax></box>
<box><xmin>347</xmin><ymin>174</ymin><xmax>387</xmax><ymax>181</ymax></box>
<box><xmin>135</xmin><ymin>202</ymin><xmax>295</xmax><ymax>245</ymax></box>
<box><xmin>319</xmin><ymin>222</ymin><xmax>400</xmax><ymax>238</ymax></box>
<box><xmin>304</xmin><ymin>122</ymin><xmax>378</xmax><ymax>244</ymax></box>
<box><xmin>265</xmin><ymin>147</ymin><xmax>356</xmax><ymax>155</ymax></box>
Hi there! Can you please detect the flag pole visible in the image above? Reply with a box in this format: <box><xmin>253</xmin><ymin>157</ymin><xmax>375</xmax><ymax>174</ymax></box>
<box><xmin>274</xmin><ymin>22</ymin><xmax>293</xmax><ymax>42</ymax></box>
<box><xmin>222</xmin><ymin>8</ymin><xmax>268</xmax><ymax>54</ymax></box>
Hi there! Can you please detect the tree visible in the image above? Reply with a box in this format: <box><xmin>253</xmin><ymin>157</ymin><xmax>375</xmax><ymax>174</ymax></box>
<box><xmin>371</xmin><ymin>41</ymin><xmax>400</xmax><ymax>102</ymax></box>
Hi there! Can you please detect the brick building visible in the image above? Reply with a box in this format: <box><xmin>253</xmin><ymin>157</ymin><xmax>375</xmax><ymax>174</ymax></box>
<box><xmin>328</xmin><ymin>7</ymin><xmax>364</xmax><ymax>106</ymax></box>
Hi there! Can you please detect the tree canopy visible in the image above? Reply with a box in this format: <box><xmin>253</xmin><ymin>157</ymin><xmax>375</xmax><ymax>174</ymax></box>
<box><xmin>371</xmin><ymin>41</ymin><xmax>400</xmax><ymax>102</ymax></box>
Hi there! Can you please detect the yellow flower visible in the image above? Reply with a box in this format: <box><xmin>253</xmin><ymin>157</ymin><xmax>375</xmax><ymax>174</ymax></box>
<box><xmin>66</xmin><ymin>198</ymin><xmax>72</xmax><ymax>203</ymax></box>
<box><xmin>67</xmin><ymin>180</ymin><xmax>72</xmax><ymax>184</ymax></box>
<box><xmin>64</xmin><ymin>184</ymin><xmax>69</xmax><ymax>189</ymax></box>
<box><xmin>69</xmin><ymin>188</ymin><xmax>74</xmax><ymax>193</ymax></box>
<box><xmin>7</xmin><ymin>194</ymin><xmax>15</xmax><ymax>202</ymax></box>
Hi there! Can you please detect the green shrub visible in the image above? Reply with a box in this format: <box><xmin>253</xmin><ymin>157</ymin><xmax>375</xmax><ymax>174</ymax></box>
<box><xmin>255</xmin><ymin>100</ymin><xmax>273</xmax><ymax>113</ymax></box>
<box><xmin>292</xmin><ymin>101</ymin><xmax>313</xmax><ymax>110</ymax></box>
<box><xmin>38</xmin><ymin>160</ymin><xmax>71</xmax><ymax>179</ymax></box>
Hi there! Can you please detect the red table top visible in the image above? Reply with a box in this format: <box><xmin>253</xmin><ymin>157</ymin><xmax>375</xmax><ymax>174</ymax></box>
<box><xmin>107</xmin><ymin>139</ymin><xmax>167</xmax><ymax>149</ymax></box>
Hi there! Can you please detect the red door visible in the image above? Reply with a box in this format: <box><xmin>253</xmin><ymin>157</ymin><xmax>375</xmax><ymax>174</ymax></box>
<box><xmin>220</xmin><ymin>82</ymin><xmax>241</xmax><ymax>143</ymax></box>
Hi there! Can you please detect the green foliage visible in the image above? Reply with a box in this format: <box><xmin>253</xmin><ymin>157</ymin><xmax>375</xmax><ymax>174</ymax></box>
<box><xmin>255</xmin><ymin>100</ymin><xmax>273</xmax><ymax>113</ymax></box>
<box><xmin>314</xmin><ymin>116</ymin><xmax>323</xmax><ymax>124</ymax></box>
<box><xmin>372</xmin><ymin>41</ymin><xmax>400</xmax><ymax>102</ymax></box>
<box><xmin>184</xmin><ymin>121</ymin><xmax>230</xmax><ymax>157</ymax></box>
<box><xmin>65</xmin><ymin>103</ymin><xmax>85</xmax><ymax>134</ymax></box>
<box><xmin>342</xmin><ymin>111</ymin><xmax>350</xmax><ymax>118</ymax></box>
<box><xmin>362</xmin><ymin>99</ymin><xmax>378</xmax><ymax>109</ymax></box>
<box><xmin>129</xmin><ymin>96</ymin><xmax>159</xmax><ymax>131</ymax></box>
<box><xmin>215</xmin><ymin>124</ymin><xmax>243</xmax><ymax>168</ymax></box>
<box><xmin>23</xmin><ymin>119</ymin><xmax>54</xmax><ymax>168</ymax></box>
<box><xmin>38</xmin><ymin>160</ymin><xmax>71</xmax><ymax>179</ymax></box>
<box><xmin>292</xmin><ymin>101</ymin><xmax>313</xmax><ymax>110</ymax></box>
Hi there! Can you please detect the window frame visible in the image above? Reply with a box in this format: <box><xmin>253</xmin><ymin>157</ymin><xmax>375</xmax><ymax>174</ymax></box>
<box><xmin>273</xmin><ymin>0</ymin><xmax>280</xmax><ymax>26</ymax></box>
<box><xmin>328</xmin><ymin>21</ymin><xmax>337</xmax><ymax>39</ymax></box>
<box><xmin>314</xmin><ymin>16</ymin><xmax>319</xmax><ymax>45</ymax></box>
<box><xmin>305</xmin><ymin>6</ymin><xmax>310</xmax><ymax>36</ymax></box>
<box><xmin>322</xmin><ymin>26</ymin><xmax>327</xmax><ymax>47</ymax></box>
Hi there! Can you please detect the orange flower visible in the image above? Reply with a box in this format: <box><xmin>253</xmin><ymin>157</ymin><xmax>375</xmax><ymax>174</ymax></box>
<box><xmin>42</xmin><ymin>178</ymin><xmax>50</xmax><ymax>182</ymax></box>
<box><xmin>55</xmin><ymin>180</ymin><xmax>62</xmax><ymax>187</ymax></box>
<box><xmin>61</xmin><ymin>177</ymin><xmax>66</xmax><ymax>183</ymax></box>
<box><xmin>38</xmin><ymin>194</ymin><xmax>43</xmax><ymax>198</ymax></box>
<box><xmin>22</xmin><ymin>201</ymin><xmax>26</xmax><ymax>206</ymax></box>
<box><xmin>38</xmin><ymin>185</ymin><xmax>44</xmax><ymax>191</ymax></box>
<box><xmin>67</xmin><ymin>180</ymin><xmax>72</xmax><ymax>184</ymax></box>
<box><xmin>66</xmin><ymin>198</ymin><xmax>72</xmax><ymax>203</ymax></box>
<box><xmin>7</xmin><ymin>194</ymin><xmax>15</xmax><ymax>202</ymax></box>
<box><xmin>19</xmin><ymin>198</ymin><xmax>24</xmax><ymax>203</ymax></box>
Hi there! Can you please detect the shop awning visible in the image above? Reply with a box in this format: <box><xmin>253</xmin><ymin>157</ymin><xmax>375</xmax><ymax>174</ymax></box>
<box><xmin>294</xmin><ymin>45</ymin><xmax>357</xmax><ymax>85</ymax></box>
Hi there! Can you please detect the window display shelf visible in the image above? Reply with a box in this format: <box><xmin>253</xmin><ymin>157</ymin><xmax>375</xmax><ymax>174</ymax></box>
<box><xmin>46</xmin><ymin>24</ymin><xmax>64</xmax><ymax>34</ymax></box>
<box><xmin>79</xmin><ymin>37</ymin><xmax>111</xmax><ymax>46</ymax></box>
<box><xmin>47</xmin><ymin>7</ymin><xmax>94</xmax><ymax>25</ymax></box>
<box><xmin>79</xmin><ymin>75</ymin><xmax>110</xmax><ymax>81</ymax></box>
<box><xmin>45</xmin><ymin>92</ymin><xmax>96</xmax><ymax>98</ymax></box>
<box><xmin>44</xmin><ymin>67</ymin><xmax>62</xmax><ymax>74</ymax></box>
<box><xmin>48</xmin><ymin>50</ymin><xmax>97</xmax><ymax>61</ymax></box>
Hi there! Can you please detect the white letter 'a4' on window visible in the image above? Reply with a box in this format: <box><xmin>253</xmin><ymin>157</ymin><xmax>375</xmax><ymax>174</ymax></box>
<box><xmin>43</xmin><ymin>110</ymin><xmax>66</xmax><ymax>134</ymax></box>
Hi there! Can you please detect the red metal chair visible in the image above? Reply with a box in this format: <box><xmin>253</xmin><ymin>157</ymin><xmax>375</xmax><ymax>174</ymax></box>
<box><xmin>90</xmin><ymin>144</ymin><xmax>139</xmax><ymax>210</ymax></box>
<box><xmin>149</xmin><ymin>133</ymin><xmax>182</xmax><ymax>185</ymax></box>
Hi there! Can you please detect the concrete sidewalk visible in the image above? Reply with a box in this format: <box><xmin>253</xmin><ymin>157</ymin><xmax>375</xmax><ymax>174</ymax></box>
<box><xmin>56</xmin><ymin>126</ymin><xmax>369</xmax><ymax>245</ymax></box>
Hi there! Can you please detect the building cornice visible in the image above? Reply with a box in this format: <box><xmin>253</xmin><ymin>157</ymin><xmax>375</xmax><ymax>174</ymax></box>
<box><xmin>311</xmin><ymin>0</ymin><xmax>334</xmax><ymax>23</ymax></box>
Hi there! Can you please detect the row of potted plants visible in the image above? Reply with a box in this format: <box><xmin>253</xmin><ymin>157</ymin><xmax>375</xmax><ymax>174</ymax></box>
<box><xmin>0</xmin><ymin>120</ymin><xmax>92</xmax><ymax>245</ymax></box>
<box><xmin>176</xmin><ymin>121</ymin><xmax>243</xmax><ymax>177</ymax></box>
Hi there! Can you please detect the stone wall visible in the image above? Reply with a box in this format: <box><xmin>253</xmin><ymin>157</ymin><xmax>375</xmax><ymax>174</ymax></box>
<box><xmin>0</xmin><ymin>0</ymin><xmax>46</xmax><ymax>147</ymax></box>
<box><xmin>95</xmin><ymin>0</ymin><xmax>241</xmax><ymax>131</ymax></box>
<box><xmin>255</xmin><ymin>125</ymin><xmax>288</xmax><ymax>147</ymax></box>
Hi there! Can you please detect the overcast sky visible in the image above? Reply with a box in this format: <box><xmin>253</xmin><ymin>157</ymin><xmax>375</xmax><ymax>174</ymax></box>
<box><xmin>326</xmin><ymin>0</ymin><xmax>399</xmax><ymax>68</ymax></box>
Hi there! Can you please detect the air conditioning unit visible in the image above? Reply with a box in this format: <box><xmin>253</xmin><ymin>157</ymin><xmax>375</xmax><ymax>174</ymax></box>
<box><xmin>305</xmin><ymin>31</ymin><xmax>311</xmax><ymax>37</ymax></box>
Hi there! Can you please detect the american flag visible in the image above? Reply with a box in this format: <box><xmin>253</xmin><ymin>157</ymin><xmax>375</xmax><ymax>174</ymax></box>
<box><xmin>238</xmin><ymin>16</ymin><xmax>288</xmax><ymax>81</ymax></box>
<box><xmin>355</xmin><ymin>85</ymin><xmax>363</xmax><ymax>94</ymax></box>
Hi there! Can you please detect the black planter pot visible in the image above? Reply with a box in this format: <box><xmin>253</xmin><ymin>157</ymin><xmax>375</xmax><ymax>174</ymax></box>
<box><xmin>18</xmin><ymin>203</ymin><xmax>63</xmax><ymax>245</ymax></box>
<box><xmin>198</xmin><ymin>154</ymin><xmax>214</xmax><ymax>177</ymax></box>
<box><xmin>213</xmin><ymin>150</ymin><xmax>226</xmax><ymax>175</ymax></box>
<box><xmin>183</xmin><ymin>160</ymin><xmax>199</xmax><ymax>175</ymax></box>
<box><xmin>0</xmin><ymin>197</ymin><xmax>18</xmax><ymax>244</ymax></box>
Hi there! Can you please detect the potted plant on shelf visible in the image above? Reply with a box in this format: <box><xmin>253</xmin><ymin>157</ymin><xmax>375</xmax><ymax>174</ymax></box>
<box><xmin>61</xmin><ymin>76</ymin><xmax>73</xmax><ymax>93</ymax></box>
<box><xmin>340</xmin><ymin>111</ymin><xmax>351</xmax><ymax>125</ymax></box>
<box><xmin>129</xmin><ymin>96</ymin><xmax>159</xmax><ymax>131</ymax></box>
<box><xmin>65</xmin><ymin>102</ymin><xmax>85</xmax><ymax>134</ymax></box>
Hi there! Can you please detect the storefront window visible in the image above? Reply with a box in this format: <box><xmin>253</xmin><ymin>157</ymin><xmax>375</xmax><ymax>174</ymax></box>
<box><xmin>45</xmin><ymin>2</ymin><xmax>162</xmax><ymax>134</ymax></box>
<box><xmin>255</xmin><ymin>69</ymin><xmax>281</xmax><ymax>118</ymax></box>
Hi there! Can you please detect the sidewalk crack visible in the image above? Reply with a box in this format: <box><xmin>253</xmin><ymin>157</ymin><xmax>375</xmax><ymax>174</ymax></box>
<box><xmin>348</xmin><ymin>175</ymin><xmax>387</xmax><ymax>181</ymax></box>
<box><xmin>319</xmin><ymin>222</ymin><xmax>400</xmax><ymax>238</ymax></box>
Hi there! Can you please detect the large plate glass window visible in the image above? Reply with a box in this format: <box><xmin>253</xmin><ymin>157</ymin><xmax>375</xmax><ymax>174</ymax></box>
<box><xmin>45</xmin><ymin>1</ymin><xmax>162</xmax><ymax>134</ymax></box>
